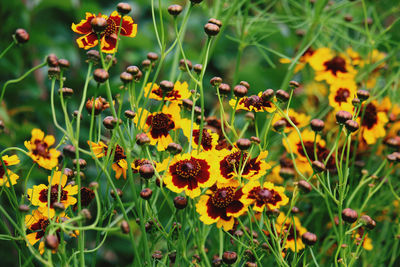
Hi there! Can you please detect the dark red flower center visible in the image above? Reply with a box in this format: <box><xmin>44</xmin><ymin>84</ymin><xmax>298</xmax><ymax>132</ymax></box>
<box><xmin>152</xmin><ymin>88</ymin><xmax>181</xmax><ymax>100</ymax></box>
<box><xmin>361</xmin><ymin>103</ymin><xmax>378</xmax><ymax>129</ymax></box>
<box><xmin>334</xmin><ymin>88</ymin><xmax>350</xmax><ymax>103</ymax></box>
<box><xmin>324</xmin><ymin>56</ymin><xmax>347</xmax><ymax>75</ymax></box>
<box><xmin>225</xmin><ymin>151</ymin><xmax>248</xmax><ymax>171</ymax></box>
<box><xmin>0</xmin><ymin>164</ymin><xmax>6</xmax><ymax>178</ymax></box>
<box><xmin>39</xmin><ymin>185</ymin><xmax>68</xmax><ymax>208</ymax></box>
<box><xmin>105</xmin><ymin>144</ymin><xmax>126</xmax><ymax>163</ymax></box>
<box><xmin>80</xmin><ymin>187</ymin><xmax>95</xmax><ymax>207</ymax></box>
<box><xmin>151</xmin><ymin>113</ymin><xmax>173</xmax><ymax>130</ymax></box>
<box><xmin>104</xmin><ymin>19</ymin><xmax>116</xmax><ymax>36</ymax></box>
<box><xmin>284</xmin><ymin>223</ymin><xmax>300</xmax><ymax>241</ymax></box>
<box><xmin>176</xmin><ymin>159</ymin><xmax>201</xmax><ymax>179</ymax></box>
<box><xmin>193</xmin><ymin>129</ymin><xmax>213</xmax><ymax>150</ymax></box>
<box><xmin>33</xmin><ymin>140</ymin><xmax>50</xmax><ymax>159</ymax></box>
<box><xmin>282</xmin><ymin>116</ymin><xmax>299</xmax><ymax>129</ymax></box>
<box><xmin>298</xmin><ymin>141</ymin><xmax>335</xmax><ymax>170</ymax></box>
<box><xmin>211</xmin><ymin>187</ymin><xmax>235</xmax><ymax>208</ymax></box>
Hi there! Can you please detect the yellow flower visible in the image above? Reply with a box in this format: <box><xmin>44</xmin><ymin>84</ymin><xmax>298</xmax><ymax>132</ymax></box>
<box><xmin>275</xmin><ymin>212</ymin><xmax>307</xmax><ymax>252</ymax></box>
<box><xmin>27</xmin><ymin>171</ymin><xmax>78</xmax><ymax>218</ymax></box>
<box><xmin>279</xmin><ymin>47</ymin><xmax>316</xmax><ymax>73</ymax></box>
<box><xmin>358</xmin><ymin>100</ymin><xmax>388</xmax><ymax>145</ymax></box>
<box><xmin>229</xmin><ymin>92</ymin><xmax>276</xmax><ymax>113</ymax></box>
<box><xmin>0</xmin><ymin>155</ymin><xmax>20</xmax><ymax>187</ymax></box>
<box><xmin>272</xmin><ymin>109</ymin><xmax>310</xmax><ymax>133</ymax></box>
<box><xmin>328</xmin><ymin>80</ymin><xmax>357</xmax><ymax>112</ymax></box>
<box><xmin>143</xmin><ymin>81</ymin><xmax>191</xmax><ymax>103</ymax></box>
<box><xmin>24</xmin><ymin>129</ymin><xmax>60</xmax><ymax>170</ymax></box>
<box><xmin>181</xmin><ymin>121</ymin><xmax>219</xmax><ymax>151</ymax></box>
<box><xmin>242</xmin><ymin>181</ymin><xmax>289</xmax><ymax>212</ymax></box>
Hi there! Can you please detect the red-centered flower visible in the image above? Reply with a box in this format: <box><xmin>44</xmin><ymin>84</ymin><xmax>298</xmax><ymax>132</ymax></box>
<box><xmin>196</xmin><ymin>185</ymin><xmax>250</xmax><ymax>231</ymax></box>
<box><xmin>0</xmin><ymin>155</ymin><xmax>20</xmax><ymax>187</ymax></box>
<box><xmin>162</xmin><ymin>152</ymin><xmax>218</xmax><ymax>198</ymax></box>
<box><xmin>229</xmin><ymin>92</ymin><xmax>276</xmax><ymax>113</ymax></box>
<box><xmin>143</xmin><ymin>81</ymin><xmax>191</xmax><ymax>103</ymax></box>
<box><xmin>242</xmin><ymin>181</ymin><xmax>289</xmax><ymax>212</ymax></box>
<box><xmin>71</xmin><ymin>11</ymin><xmax>137</xmax><ymax>53</ymax></box>
<box><xmin>181</xmin><ymin>122</ymin><xmax>219</xmax><ymax>151</ymax></box>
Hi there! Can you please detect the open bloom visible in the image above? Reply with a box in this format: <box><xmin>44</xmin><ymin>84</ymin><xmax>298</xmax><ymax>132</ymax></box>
<box><xmin>275</xmin><ymin>212</ymin><xmax>307</xmax><ymax>252</ymax></box>
<box><xmin>229</xmin><ymin>92</ymin><xmax>276</xmax><ymax>113</ymax></box>
<box><xmin>88</xmin><ymin>141</ymin><xmax>128</xmax><ymax>179</ymax></box>
<box><xmin>328</xmin><ymin>80</ymin><xmax>357</xmax><ymax>112</ymax></box>
<box><xmin>25</xmin><ymin>209</ymin><xmax>52</xmax><ymax>254</ymax></box>
<box><xmin>72</xmin><ymin>11</ymin><xmax>137</xmax><ymax>53</ymax></box>
<box><xmin>134</xmin><ymin>102</ymin><xmax>182</xmax><ymax>151</ymax></box>
<box><xmin>243</xmin><ymin>181</ymin><xmax>288</xmax><ymax>212</ymax></box>
<box><xmin>24</xmin><ymin>129</ymin><xmax>60</xmax><ymax>170</ymax></box>
<box><xmin>272</xmin><ymin>109</ymin><xmax>310</xmax><ymax>133</ymax></box>
<box><xmin>162</xmin><ymin>152</ymin><xmax>218</xmax><ymax>198</ymax></box>
<box><xmin>27</xmin><ymin>171</ymin><xmax>78</xmax><ymax>218</ymax></box>
<box><xmin>143</xmin><ymin>81</ymin><xmax>191</xmax><ymax>103</ymax></box>
<box><xmin>181</xmin><ymin>122</ymin><xmax>219</xmax><ymax>152</ymax></box>
<box><xmin>358</xmin><ymin>101</ymin><xmax>388</xmax><ymax>145</ymax></box>
<box><xmin>0</xmin><ymin>155</ymin><xmax>20</xmax><ymax>187</ymax></box>
<box><xmin>196</xmin><ymin>185</ymin><xmax>250</xmax><ymax>231</ymax></box>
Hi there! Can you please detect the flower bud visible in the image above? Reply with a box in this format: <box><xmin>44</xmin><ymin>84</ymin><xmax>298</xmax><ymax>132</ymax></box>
<box><xmin>58</xmin><ymin>87</ymin><xmax>74</xmax><ymax>97</ymax></box>
<box><xmin>58</xmin><ymin>59</ymin><xmax>70</xmax><ymax>69</ymax></box>
<box><xmin>310</xmin><ymin>119</ymin><xmax>325</xmax><ymax>132</ymax></box>
<box><xmin>239</xmin><ymin>81</ymin><xmax>250</xmax><ymax>90</ymax></box>
<box><xmin>63</xmin><ymin>144</ymin><xmax>76</xmax><ymax>158</ymax></box>
<box><xmin>73</xmin><ymin>110</ymin><xmax>83</xmax><ymax>120</ymax></box>
<box><xmin>160</xmin><ymin>80</ymin><xmax>174</xmax><ymax>92</ymax></box>
<box><xmin>93</xmin><ymin>68</ymin><xmax>109</xmax><ymax>83</ymax></box>
<box><xmin>86</xmin><ymin>50</ymin><xmax>100</xmax><ymax>64</ymax></box>
<box><xmin>352</xmin><ymin>98</ymin><xmax>360</xmax><ymax>106</ymax></box>
<box><xmin>273</xmin><ymin>120</ymin><xmax>287</xmax><ymax>132</ymax></box>
<box><xmin>139</xmin><ymin>164</ymin><xmax>154</xmax><ymax>179</ymax></box>
<box><xmin>140</xmin><ymin>188</ymin><xmax>153</xmax><ymax>200</ymax></box>
<box><xmin>136</xmin><ymin>133</ymin><xmax>150</xmax><ymax>145</ymax></box>
<box><xmin>91</xmin><ymin>16</ymin><xmax>108</xmax><ymax>33</ymax></box>
<box><xmin>312</xmin><ymin>160</ymin><xmax>326</xmax><ymax>173</ymax></box>
<box><xmin>279</xmin><ymin>167</ymin><xmax>295</xmax><ymax>179</ymax></box>
<box><xmin>204</xmin><ymin>23</ymin><xmax>220</xmax><ymax>36</ymax></box>
<box><xmin>48</xmin><ymin>66</ymin><xmax>60</xmax><ymax>77</ymax></box>
<box><xmin>276</xmin><ymin>89</ymin><xmax>290</xmax><ymax>102</ymax></box>
<box><xmin>298</xmin><ymin>180</ymin><xmax>312</xmax><ymax>193</ymax></box>
<box><xmin>222</xmin><ymin>251</ymin><xmax>237</xmax><ymax>265</ymax></box>
<box><xmin>342</xmin><ymin>208</ymin><xmax>358</xmax><ymax>223</ymax></box>
<box><xmin>124</xmin><ymin>110</ymin><xmax>136</xmax><ymax>119</ymax></box>
<box><xmin>236</xmin><ymin>138</ymin><xmax>252</xmax><ymax>150</ymax></box>
<box><xmin>120</xmin><ymin>72</ymin><xmax>133</xmax><ymax>84</ymax></box>
<box><xmin>134</xmin><ymin>70</ymin><xmax>143</xmax><ymax>82</ymax></box>
<box><xmin>345</xmin><ymin>120</ymin><xmax>359</xmax><ymax>132</ymax></box>
<box><xmin>208</xmin><ymin>18</ymin><xmax>222</xmax><ymax>27</ymax></box>
<box><xmin>147</xmin><ymin>52</ymin><xmax>159</xmax><ymax>62</ymax></box>
<box><xmin>45</xmin><ymin>234</ymin><xmax>59</xmax><ymax>250</ymax></box>
<box><xmin>245</xmin><ymin>262</ymin><xmax>257</xmax><ymax>267</ymax></box>
<box><xmin>250</xmin><ymin>136</ymin><xmax>261</xmax><ymax>144</ymax></box>
<box><xmin>174</xmin><ymin>196</ymin><xmax>188</xmax><ymax>209</ymax></box>
<box><xmin>336</xmin><ymin>110</ymin><xmax>352</xmax><ymax>124</ymax></box>
<box><xmin>117</xmin><ymin>2</ymin><xmax>132</xmax><ymax>15</ymax></box>
<box><xmin>126</xmin><ymin>65</ymin><xmax>139</xmax><ymax>75</ymax></box>
<box><xmin>261</xmin><ymin>89</ymin><xmax>274</xmax><ymax>101</ymax></box>
<box><xmin>53</xmin><ymin>202</ymin><xmax>65</xmax><ymax>212</ymax></box>
<box><xmin>302</xmin><ymin>232</ymin><xmax>317</xmax><ymax>246</ymax></box>
<box><xmin>360</xmin><ymin>215</ymin><xmax>376</xmax><ymax>230</ymax></box>
<box><xmin>85</xmin><ymin>98</ymin><xmax>103</xmax><ymax>115</ymax></box>
<box><xmin>357</xmin><ymin>89</ymin><xmax>370</xmax><ymax>101</ymax></box>
<box><xmin>120</xmin><ymin>220</ymin><xmax>130</xmax><ymax>234</ymax></box>
<box><xmin>218</xmin><ymin>83</ymin><xmax>231</xmax><ymax>95</ymax></box>
<box><xmin>168</xmin><ymin>4</ymin><xmax>183</xmax><ymax>16</ymax></box>
<box><xmin>152</xmin><ymin>251</ymin><xmax>163</xmax><ymax>260</ymax></box>
<box><xmin>193</xmin><ymin>64</ymin><xmax>202</xmax><ymax>74</ymax></box>
<box><xmin>64</xmin><ymin>168</ymin><xmax>74</xmax><ymax>179</ymax></box>
<box><xmin>167</xmin><ymin>143</ymin><xmax>183</xmax><ymax>155</ymax></box>
<box><xmin>103</xmin><ymin>116</ymin><xmax>119</xmax><ymax>129</ymax></box>
<box><xmin>234</xmin><ymin>85</ymin><xmax>248</xmax><ymax>97</ymax></box>
<box><xmin>179</xmin><ymin>59</ymin><xmax>193</xmax><ymax>71</ymax></box>
<box><xmin>142</xmin><ymin>59</ymin><xmax>151</xmax><ymax>69</ymax></box>
<box><xmin>289</xmin><ymin>80</ymin><xmax>300</xmax><ymax>88</ymax></box>
<box><xmin>47</xmin><ymin>54</ymin><xmax>59</xmax><ymax>67</ymax></box>
<box><xmin>210</xmin><ymin>77</ymin><xmax>222</xmax><ymax>87</ymax></box>
<box><xmin>292</xmin><ymin>206</ymin><xmax>300</xmax><ymax>214</ymax></box>
<box><xmin>14</xmin><ymin>28</ymin><xmax>29</xmax><ymax>44</ymax></box>
<box><xmin>80</xmin><ymin>208</ymin><xmax>92</xmax><ymax>220</ymax></box>
<box><xmin>110</xmin><ymin>188</ymin><xmax>123</xmax><ymax>199</ymax></box>
<box><xmin>18</xmin><ymin>204</ymin><xmax>30</xmax><ymax>213</ymax></box>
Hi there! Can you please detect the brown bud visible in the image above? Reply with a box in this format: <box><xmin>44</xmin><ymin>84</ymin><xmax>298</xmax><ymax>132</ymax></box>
<box><xmin>58</xmin><ymin>87</ymin><xmax>74</xmax><ymax>97</ymax></box>
<box><xmin>63</xmin><ymin>144</ymin><xmax>76</xmax><ymax>158</ymax></box>
<box><xmin>212</xmin><ymin>258</ymin><xmax>223</xmax><ymax>266</ymax></box>
<box><xmin>140</xmin><ymin>188</ymin><xmax>153</xmax><ymax>200</ymax></box>
<box><xmin>93</xmin><ymin>68</ymin><xmax>109</xmax><ymax>83</ymax></box>
<box><xmin>193</xmin><ymin>64</ymin><xmax>203</xmax><ymax>74</ymax></box>
<box><xmin>47</xmin><ymin>54</ymin><xmax>59</xmax><ymax>67</ymax></box>
<box><xmin>103</xmin><ymin>116</ymin><xmax>119</xmax><ymax>130</ymax></box>
<box><xmin>58</xmin><ymin>59</ymin><xmax>70</xmax><ymax>69</ymax></box>
<box><xmin>53</xmin><ymin>202</ymin><xmax>65</xmax><ymax>212</ymax></box>
<box><xmin>91</xmin><ymin>16</ymin><xmax>108</xmax><ymax>33</ymax></box>
<box><xmin>134</xmin><ymin>70</ymin><xmax>143</xmax><ymax>82</ymax></box>
<box><xmin>64</xmin><ymin>168</ymin><xmax>74</xmax><ymax>179</ymax></box>
<box><xmin>117</xmin><ymin>2</ymin><xmax>132</xmax><ymax>15</ymax></box>
<box><xmin>80</xmin><ymin>208</ymin><xmax>92</xmax><ymax>220</ymax></box>
<box><xmin>245</xmin><ymin>262</ymin><xmax>257</xmax><ymax>267</ymax></box>
<box><xmin>152</xmin><ymin>251</ymin><xmax>163</xmax><ymax>260</ymax></box>
<box><xmin>160</xmin><ymin>80</ymin><xmax>174</xmax><ymax>92</ymax></box>
<box><xmin>386</xmin><ymin>136</ymin><xmax>400</xmax><ymax>149</ymax></box>
<box><xmin>250</xmin><ymin>136</ymin><xmax>261</xmax><ymax>144</ymax></box>
<box><xmin>218</xmin><ymin>83</ymin><xmax>231</xmax><ymax>95</ymax></box>
<box><xmin>222</xmin><ymin>251</ymin><xmax>237</xmax><ymax>265</ymax></box>
<box><xmin>136</xmin><ymin>133</ymin><xmax>150</xmax><ymax>145</ymax></box>
<box><xmin>48</xmin><ymin>66</ymin><xmax>60</xmax><ymax>77</ymax></box>
<box><xmin>291</xmin><ymin>206</ymin><xmax>300</xmax><ymax>214</ymax></box>
<box><xmin>387</xmin><ymin>152</ymin><xmax>399</xmax><ymax>163</ymax></box>
<box><xmin>124</xmin><ymin>110</ymin><xmax>136</xmax><ymax>119</ymax></box>
<box><xmin>342</xmin><ymin>208</ymin><xmax>358</xmax><ymax>223</ymax></box>
<box><xmin>15</xmin><ymin>28</ymin><xmax>29</xmax><ymax>44</ymax></box>
<box><xmin>73</xmin><ymin>110</ymin><xmax>83</xmax><ymax>120</ymax></box>
<box><xmin>204</xmin><ymin>23</ymin><xmax>220</xmax><ymax>36</ymax></box>
<box><xmin>336</xmin><ymin>110</ymin><xmax>352</xmax><ymax>124</ymax></box>
<box><xmin>360</xmin><ymin>215</ymin><xmax>376</xmax><ymax>230</ymax></box>
<box><xmin>276</xmin><ymin>89</ymin><xmax>290</xmax><ymax>102</ymax></box>
<box><xmin>208</xmin><ymin>18</ymin><xmax>222</xmax><ymax>27</ymax></box>
<box><xmin>45</xmin><ymin>234</ymin><xmax>59</xmax><ymax>250</ymax></box>
<box><xmin>167</xmin><ymin>143</ymin><xmax>183</xmax><ymax>155</ymax></box>
<box><xmin>357</xmin><ymin>90</ymin><xmax>370</xmax><ymax>101</ymax></box>
<box><xmin>234</xmin><ymin>85</ymin><xmax>248</xmax><ymax>97</ymax></box>
<box><xmin>73</xmin><ymin>158</ymin><xmax>87</xmax><ymax>170</ymax></box>
<box><xmin>345</xmin><ymin>120</ymin><xmax>359</xmax><ymax>132</ymax></box>
<box><xmin>174</xmin><ymin>196</ymin><xmax>188</xmax><ymax>209</ymax></box>
<box><xmin>18</xmin><ymin>204</ymin><xmax>30</xmax><ymax>213</ymax></box>
<box><xmin>89</xmin><ymin>181</ymin><xmax>99</xmax><ymax>190</ymax></box>
<box><xmin>139</xmin><ymin>164</ymin><xmax>154</xmax><ymax>179</ymax></box>
<box><xmin>289</xmin><ymin>80</ymin><xmax>300</xmax><ymax>88</ymax></box>
<box><xmin>179</xmin><ymin>59</ymin><xmax>193</xmax><ymax>71</ymax></box>
<box><xmin>298</xmin><ymin>180</ymin><xmax>312</xmax><ymax>193</ymax></box>
<box><xmin>120</xmin><ymin>220</ymin><xmax>130</xmax><ymax>234</ymax></box>
<box><xmin>312</xmin><ymin>160</ymin><xmax>326</xmax><ymax>173</ymax></box>
<box><xmin>236</xmin><ymin>138</ymin><xmax>252</xmax><ymax>150</ymax></box>
<box><xmin>310</xmin><ymin>119</ymin><xmax>325</xmax><ymax>132</ymax></box>
<box><xmin>105</xmin><ymin>55</ymin><xmax>116</xmax><ymax>66</ymax></box>
<box><xmin>120</xmin><ymin>72</ymin><xmax>133</xmax><ymax>84</ymax></box>
<box><xmin>261</xmin><ymin>89</ymin><xmax>274</xmax><ymax>101</ymax></box>
<box><xmin>110</xmin><ymin>188</ymin><xmax>123</xmax><ymax>199</ymax></box>
<box><xmin>352</xmin><ymin>98</ymin><xmax>360</xmax><ymax>106</ymax></box>
<box><xmin>273</xmin><ymin>119</ymin><xmax>287</xmax><ymax>132</ymax></box>
<box><xmin>147</xmin><ymin>52</ymin><xmax>159</xmax><ymax>62</ymax></box>
<box><xmin>240</xmin><ymin>81</ymin><xmax>250</xmax><ymax>90</ymax></box>
<box><xmin>210</xmin><ymin>77</ymin><xmax>223</xmax><ymax>87</ymax></box>
<box><xmin>344</xmin><ymin>14</ymin><xmax>353</xmax><ymax>22</ymax></box>
<box><xmin>279</xmin><ymin>167</ymin><xmax>295</xmax><ymax>179</ymax></box>
<box><xmin>245</xmin><ymin>112</ymin><xmax>255</xmax><ymax>121</ymax></box>
<box><xmin>126</xmin><ymin>65</ymin><xmax>139</xmax><ymax>75</ymax></box>
<box><xmin>86</xmin><ymin>50</ymin><xmax>100</xmax><ymax>63</ymax></box>
<box><xmin>168</xmin><ymin>4</ymin><xmax>183</xmax><ymax>16</ymax></box>
<box><xmin>302</xmin><ymin>232</ymin><xmax>317</xmax><ymax>245</ymax></box>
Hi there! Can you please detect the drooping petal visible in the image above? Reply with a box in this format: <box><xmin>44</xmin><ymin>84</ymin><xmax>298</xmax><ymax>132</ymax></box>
<box><xmin>71</xmin><ymin>12</ymin><xmax>96</xmax><ymax>34</ymax></box>
<box><xmin>76</xmin><ymin>32</ymin><xmax>99</xmax><ymax>49</ymax></box>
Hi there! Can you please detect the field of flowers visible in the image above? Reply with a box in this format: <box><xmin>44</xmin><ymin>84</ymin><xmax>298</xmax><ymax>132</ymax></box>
<box><xmin>0</xmin><ymin>0</ymin><xmax>399</xmax><ymax>266</ymax></box>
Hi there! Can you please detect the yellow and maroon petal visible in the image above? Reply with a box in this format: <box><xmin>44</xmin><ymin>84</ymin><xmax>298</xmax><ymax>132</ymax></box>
<box><xmin>71</xmin><ymin>12</ymin><xmax>96</xmax><ymax>34</ymax></box>
<box><xmin>76</xmin><ymin>32</ymin><xmax>99</xmax><ymax>49</ymax></box>
<box><xmin>101</xmin><ymin>35</ymin><xmax>117</xmax><ymax>53</ymax></box>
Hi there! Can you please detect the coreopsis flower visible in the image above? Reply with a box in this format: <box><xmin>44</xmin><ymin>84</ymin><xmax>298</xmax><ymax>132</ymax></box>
<box><xmin>27</xmin><ymin>171</ymin><xmax>78</xmax><ymax>217</ymax></box>
<box><xmin>279</xmin><ymin>47</ymin><xmax>316</xmax><ymax>73</ymax></box>
<box><xmin>181</xmin><ymin>123</ymin><xmax>219</xmax><ymax>151</ymax></box>
<box><xmin>134</xmin><ymin>102</ymin><xmax>182</xmax><ymax>151</ymax></box>
<box><xmin>143</xmin><ymin>81</ymin><xmax>191</xmax><ymax>103</ymax></box>
<box><xmin>24</xmin><ymin>129</ymin><xmax>61</xmax><ymax>170</ymax></box>
<box><xmin>275</xmin><ymin>212</ymin><xmax>307</xmax><ymax>252</ymax></box>
<box><xmin>358</xmin><ymin>101</ymin><xmax>388</xmax><ymax>145</ymax></box>
<box><xmin>308</xmin><ymin>48</ymin><xmax>357</xmax><ymax>84</ymax></box>
<box><xmin>161</xmin><ymin>152</ymin><xmax>218</xmax><ymax>198</ymax></box>
<box><xmin>71</xmin><ymin>11</ymin><xmax>137</xmax><ymax>53</ymax></box>
<box><xmin>328</xmin><ymin>80</ymin><xmax>357</xmax><ymax>112</ymax></box>
<box><xmin>0</xmin><ymin>155</ymin><xmax>20</xmax><ymax>187</ymax></box>
<box><xmin>216</xmin><ymin>148</ymin><xmax>270</xmax><ymax>184</ymax></box>
<box><xmin>87</xmin><ymin>141</ymin><xmax>128</xmax><ymax>179</ymax></box>
<box><xmin>353</xmin><ymin>227</ymin><xmax>373</xmax><ymax>251</ymax></box>
<box><xmin>271</xmin><ymin>109</ymin><xmax>310</xmax><ymax>133</ymax></box>
<box><xmin>196</xmin><ymin>185</ymin><xmax>250</xmax><ymax>231</ymax></box>
<box><xmin>242</xmin><ymin>181</ymin><xmax>288</xmax><ymax>212</ymax></box>
<box><xmin>25</xmin><ymin>209</ymin><xmax>52</xmax><ymax>254</ymax></box>
<box><xmin>283</xmin><ymin>129</ymin><xmax>335</xmax><ymax>173</ymax></box>
<box><xmin>229</xmin><ymin>92</ymin><xmax>276</xmax><ymax>113</ymax></box>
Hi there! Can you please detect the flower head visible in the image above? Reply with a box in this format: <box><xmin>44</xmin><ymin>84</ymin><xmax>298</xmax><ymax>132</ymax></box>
<box><xmin>328</xmin><ymin>80</ymin><xmax>357</xmax><ymax>112</ymax></box>
<box><xmin>72</xmin><ymin>11</ymin><xmax>137</xmax><ymax>53</ymax></box>
<box><xmin>0</xmin><ymin>155</ymin><xmax>20</xmax><ymax>187</ymax></box>
<box><xmin>358</xmin><ymin>101</ymin><xmax>388</xmax><ymax>145</ymax></box>
<box><xmin>24</xmin><ymin>129</ymin><xmax>60</xmax><ymax>170</ymax></box>
<box><xmin>275</xmin><ymin>212</ymin><xmax>307</xmax><ymax>252</ymax></box>
<box><xmin>143</xmin><ymin>81</ymin><xmax>191</xmax><ymax>103</ymax></box>
<box><xmin>229</xmin><ymin>92</ymin><xmax>276</xmax><ymax>113</ymax></box>
<box><xmin>272</xmin><ymin>109</ymin><xmax>310</xmax><ymax>133</ymax></box>
<box><xmin>243</xmin><ymin>181</ymin><xmax>289</xmax><ymax>212</ymax></box>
